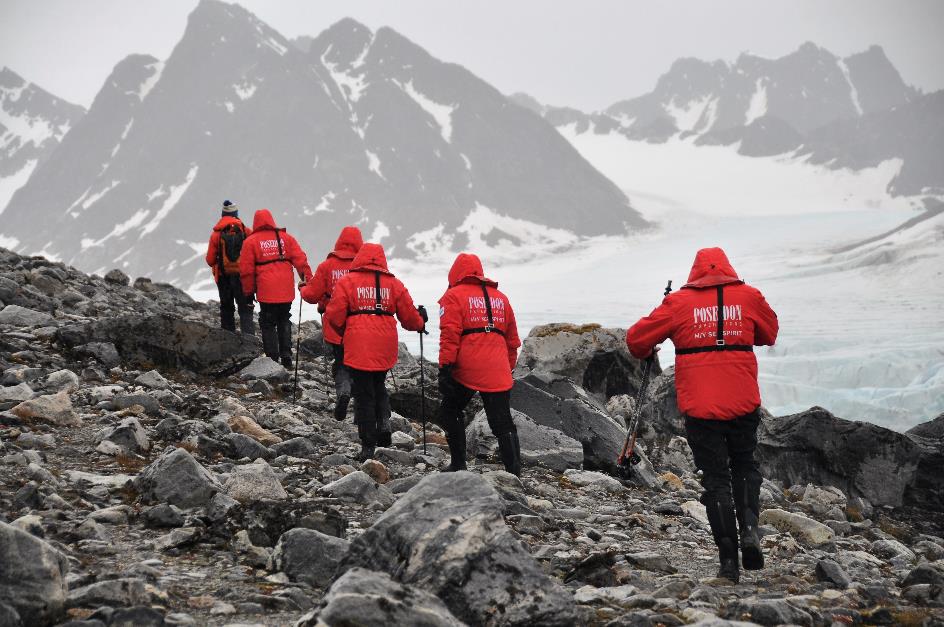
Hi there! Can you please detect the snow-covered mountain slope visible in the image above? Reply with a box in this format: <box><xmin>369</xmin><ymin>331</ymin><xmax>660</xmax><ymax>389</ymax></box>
<box><xmin>0</xmin><ymin>0</ymin><xmax>642</xmax><ymax>289</ymax></box>
<box><xmin>516</xmin><ymin>42</ymin><xmax>942</xmax><ymax>198</ymax></box>
<box><xmin>0</xmin><ymin>67</ymin><xmax>84</xmax><ymax>220</ymax></box>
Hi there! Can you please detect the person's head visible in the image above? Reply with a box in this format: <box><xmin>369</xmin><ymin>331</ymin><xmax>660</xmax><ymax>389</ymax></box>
<box><xmin>222</xmin><ymin>199</ymin><xmax>238</xmax><ymax>218</ymax></box>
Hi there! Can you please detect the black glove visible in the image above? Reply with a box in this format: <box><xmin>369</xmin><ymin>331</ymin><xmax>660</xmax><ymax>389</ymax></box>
<box><xmin>417</xmin><ymin>305</ymin><xmax>428</xmax><ymax>323</ymax></box>
<box><xmin>438</xmin><ymin>364</ymin><xmax>455</xmax><ymax>395</ymax></box>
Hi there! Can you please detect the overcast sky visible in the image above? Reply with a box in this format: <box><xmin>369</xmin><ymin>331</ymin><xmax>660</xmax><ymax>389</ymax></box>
<box><xmin>2</xmin><ymin>0</ymin><xmax>943</xmax><ymax>111</ymax></box>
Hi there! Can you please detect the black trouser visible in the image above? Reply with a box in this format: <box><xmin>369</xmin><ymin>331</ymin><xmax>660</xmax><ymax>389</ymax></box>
<box><xmin>217</xmin><ymin>274</ymin><xmax>254</xmax><ymax>334</ymax></box>
<box><xmin>685</xmin><ymin>409</ymin><xmax>762</xmax><ymax>553</ymax></box>
<box><xmin>351</xmin><ymin>369</ymin><xmax>391</xmax><ymax>447</ymax></box>
<box><xmin>331</xmin><ymin>343</ymin><xmax>353</xmax><ymax>398</ymax></box>
<box><xmin>439</xmin><ymin>382</ymin><xmax>516</xmax><ymax>442</ymax></box>
<box><xmin>258</xmin><ymin>302</ymin><xmax>292</xmax><ymax>362</ymax></box>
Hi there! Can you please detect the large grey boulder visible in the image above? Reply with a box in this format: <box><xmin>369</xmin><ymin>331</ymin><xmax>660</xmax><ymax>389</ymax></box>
<box><xmin>757</xmin><ymin>406</ymin><xmax>922</xmax><ymax>508</ymax></box>
<box><xmin>96</xmin><ymin>416</ymin><xmax>150</xmax><ymax>454</ymax></box>
<box><xmin>466</xmin><ymin>408</ymin><xmax>582</xmax><ymax>472</ymax></box>
<box><xmin>341</xmin><ymin>472</ymin><xmax>577</xmax><ymax>626</ymax></box>
<box><xmin>0</xmin><ymin>521</ymin><xmax>69</xmax><ymax>626</ymax></box>
<box><xmin>238</xmin><ymin>356</ymin><xmax>289</xmax><ymax>382</ymax></box>
<box><xmin>905</xmin><ymin>414</ymin><xmax>944</xmax><ymax>512</ymax></box>
<box><xmin>517</xmin><ymin>323</ymin><xmax>657</xmax><ymax>400</ymax></box>
<box><xmin>134</xmin><ymin>447</ymin><xmax>222</xmax><ymax>508</ymax></box>
<box><xmin>319</xmin><ymin>471</ymin><xmax>393</xmax><ymax>508</ymax></box>
<box><xmin>0</xmin><ymin>304</ymin><xmax>55</xmax><ymax>327</ymax></box>
<box><xmin>223</xmin><ymin>459</ymin><xmax>288</xmax><ymax>503</ymax></box>
<box><xmin>12</xmin><ymin>391</ymin><xmax>81</xmax><ymax>426</ymax></box>
<box><xmin>88</xmin><ymin>313</ymin><xmax>261</xmax><ymax>376</ymax></box>
<box><xmin>509</xmin><ymin>371</ymin><xmax>626</xmax><ymax>473</ymax></box>
<box><xmin>269</xmin><ymin>528</ymin><xmax>350</xmax><ymax>588</ymax></box>
<box><xmin>298</xmin><ymin>567</ymin><xmax>465</xmax><ymax>626</ymax></box>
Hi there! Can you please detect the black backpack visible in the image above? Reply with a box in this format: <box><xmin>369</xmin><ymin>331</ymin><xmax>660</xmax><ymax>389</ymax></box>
<box><xmin>218</xmin><ymin>223</ymin><xmax>246</xmax><ymax>275</ymax></box>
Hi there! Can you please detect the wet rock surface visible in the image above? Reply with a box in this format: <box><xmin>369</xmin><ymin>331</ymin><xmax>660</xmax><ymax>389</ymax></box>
<box><xmin>0</xmin><ymin>248</ymin><xmax>942</xmax><ymax>626</ymax></box>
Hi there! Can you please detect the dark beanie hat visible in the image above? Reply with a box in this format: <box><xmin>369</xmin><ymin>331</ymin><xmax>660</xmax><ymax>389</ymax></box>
<box><xmin>222</xmin><ymin>200</ymin><xmax>238</xmax><ymax>217</ymax></box>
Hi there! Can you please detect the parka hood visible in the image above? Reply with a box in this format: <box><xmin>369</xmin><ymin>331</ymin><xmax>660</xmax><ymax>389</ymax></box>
<box><xmin>684</xmin><ymin>247</ymin><xmax>743</xmax><ymax>288</ymax></box>
<box><xmin>351</xmin><ymin>242</ymin><xmax>391</xmax><ymax>275</ymax></box>
<box><xmin>447</xmin><ymin>253</ymin><xmax>497</xmax><ymax>288</ymax></box>
<box><xmin>252</xmin><ymin>209</ymin><xmax>277</xmax><ymax>231</ymax></box>
<box><xmin>330</xmin><ymin>226</ymin><xmax>363</xmax><ymax>260</ymax></box>
<box><xmin>212</xmin><ymin>215</ymin><xmax>244</xmax><ymax>231</ymax></box>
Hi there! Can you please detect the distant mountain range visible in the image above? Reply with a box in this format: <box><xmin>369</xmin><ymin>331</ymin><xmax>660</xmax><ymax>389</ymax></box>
<box><xmin>513</xmin><ymin>42</ymin><xmax>943</xmax><ymax>198</ymax></box>
<box><xmin>0</xmin><ymin>0</ymin><xmax>641</xmax><ymax>289</ymax></box>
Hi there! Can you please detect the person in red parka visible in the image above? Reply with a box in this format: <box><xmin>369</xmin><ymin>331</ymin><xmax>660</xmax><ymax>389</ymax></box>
<box><xmin>300</xmin><ymin>226</ymin><xmax>363</xmax><ymax>420</ymax></box>
<box><xmin>238</xmin><ymin>209</ymin><xmax>312</xmax><ymax>368</ymax></box>
<box><xmin>324</xmin><ymin>242</ymin><xmax>426</xmax><ymax>461</ymax></box>
<box><xmin>437</xmin><ymin>253</ymin><xmax>522</xmax><ymax>475</ymax></box>
<box><xmin>205</xmin><ymin>200</ymin><xmax>254</xmax><ymax>334</ymax></box>
<box><xmin>627</xmin><ymin>247</ymin><xmax>778</xmax><ymax>584</ymax></box>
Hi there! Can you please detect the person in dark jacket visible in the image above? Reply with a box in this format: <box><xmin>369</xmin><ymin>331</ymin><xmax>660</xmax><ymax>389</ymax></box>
<box><xmin>324</xmin><ymin>243</ymin><xmax>426</xmax><ymax>461</ymax></box>
<box><xmin>627</xmin><ymin>247</ymin><xmax>778</xmax><ymax>584</ymax></box>
<box><xmin>300</xmin><ymin>226</ymin><xmax>363</xmax><ymax>420</ymax></box>
<box><xmin>205</xmin><ymin>200</ymin><xmax>253</xmax><ymax>334</ymax></box>
<box><xmin>437</xmin><ymin>253</ymin><xmax>522</xmax><ymax>475</ymax></box>
<box><xmin>239</xmin><ymin>209</ymin><xmax>312</xmax><ymax>368</ymax></box>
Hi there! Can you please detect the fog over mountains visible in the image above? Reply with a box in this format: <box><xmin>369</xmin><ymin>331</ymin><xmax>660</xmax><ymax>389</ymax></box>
<box><xmin>515</xmin><ymin>42</ymin><xmax>943</xmax><ymax>198</ymax></box>
<box><xmin>0</xmin><ymin>0</ymin><xmax>641</xmax><ymax>289</ymax></box>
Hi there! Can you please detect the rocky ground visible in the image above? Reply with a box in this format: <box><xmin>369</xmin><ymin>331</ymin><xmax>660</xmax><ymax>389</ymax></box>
<box><xmin>0</xmin><ymin>247</ymin><xmax>942</xmax><ymax>627</ymax></box>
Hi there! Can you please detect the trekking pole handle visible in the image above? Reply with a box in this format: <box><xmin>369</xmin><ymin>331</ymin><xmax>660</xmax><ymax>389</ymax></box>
<box><xmin>664</xmin><ymin>280</ymin><xmax>673</xmax><ymax>297</ymax></box>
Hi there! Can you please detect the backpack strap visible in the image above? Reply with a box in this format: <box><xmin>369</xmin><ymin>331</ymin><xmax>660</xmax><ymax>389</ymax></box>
<box><xmin>676</xmin><ymin>284</ymin><xmax>752</xmax><ymax>355</ymax></box>
<box><xmin>461</xmin><ymin>281</ymin><xmax>506</xmax><ymax>337</ymax></box>
<box><xmin>348</xmin><ymin>271</ymin><xmax>395</xmax><ymax>317</ymax></box>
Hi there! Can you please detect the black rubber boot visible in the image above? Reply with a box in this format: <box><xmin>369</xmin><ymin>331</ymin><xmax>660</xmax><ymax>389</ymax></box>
<box><xmin>278</xmin><ymin>318</ymin><xmax>293</xmax><ymax>370</ymax></box>
<box><xmin>238</xmin><ymin>308</ymin><xmax>255</xmax><ymax>336</ymax></box>
<box><xmin>705</xmin><ymin>494</ymin><xmax>740</xmax><ymax>584</ymax></box>
<box><xmin>734</xmin><ymin>477</ymin><xmax>765</xmax><ymax>570</ymax></box>
<box><xmin>260</xmin><ymin>325</ymin><xmax>280</xmax><ymax>361</ymax></box>
<box><xmin>333</xmin><ymin>394</ymin><xmax>350</xmax><ymax>421</ymax></box>
<box><xmin>497</xmin><ymin>431</ymin><xmax>522</xmax><ymax>477</ymax></box>
<box><xmin>356</xmin><ymin>424</ymin><xmax>376</xmax><ymax>462</ymax></box>
<box><xmin>717</xmin><ymin>538</ymin><xmax>740</xmax><ymax>584</ymax></box>
<box><xmin>443</xmin><ymin>430</ymin><xmax>468</xmax><ymax>472</ymax></box>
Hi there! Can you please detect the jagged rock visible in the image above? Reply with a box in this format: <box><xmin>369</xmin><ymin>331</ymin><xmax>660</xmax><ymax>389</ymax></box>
<box><xmin>0</xmin><ymin>521</ymin><xmax>69</xmax><ymax>625</ymax></box>
<box><xmin>238</xmin><ymin>356</ymin><xmax>289</xmax><ymax>382</ymax></box>
<box><xmin>271</xmin><ymin>436</ymin><xmax>319</xmax><ymax>459</ymax></box>
<box><xmin>908</xmin><ymin>412</ymin><xmax>944</xmax><ymax>439</ymax></box>
<box><xmin>141</xmin><ymin>504</ymin><xmax>185</xmax><ymax>528</ymax></box>
<box><xmin>225</xmin><ymin>432</ymin><xmax>273</xmax><ymax>460</ymax></box>
<box><xmin>227</xmin><ymin>414</ymin><xmax>281</xmax><ymax>446</ymax></box>
<box><xmin>223</xmin><ymin>459</ymin><xmax>288</xmax><ymax>503</ymax></box>
<box><xmin>360</xmin><ymin>459</ymin><xmax>390</xmax><ymax>484</ymax></box>
<box><xmin>509</xmin><ymin>371</ymin><xmax>627</xmax><ymax>472</ymax></box>
<box><xmin>153</xmin><ymin>527</ymin><xmax>203</xmax><ymax>552</ymax></box>
<box><xmin>12</xmin><ymin>391</ymin><xmax>81</xmax><ymax>426</ymax></box>
<box><xmin>96</xmin><ymin>417</ymin><xmax>150</xmax><ymax>453</ymax></box>
<box><xmin>269</xmin><ymin>528</ymin><xmax>350</xmax><ymax>587</ymax></box>
<box><xmin>0</xmin><ymin>304</ymin><xmax>55</xmax><ymax>327</ymax></box>
<box><xmin>90</xmin><ymin>313</ymin><xmax>261</xmax><ymax>376</ymax></box>
<box><xmin>905</xmin><ymin>418</ymin><xmax>944</xmax><ymax>512</ymax></box>
<box><xmin>637</xmin><ymin>367</ymin><xmax>687</xmax><ymax>442</ymax></box>
<box><xmin>67</xmin><ymin>578</ymin><xmax>147</xmax><ymax>609</ymax></box>
<box><xmin>134</xmin><ymin>370</ymin><xmax>170</xmax><ymax>390</ymax></box>
<box><xmin>134</xmin><ymin>447</ymin><xmax>222</xmax><ymax>508</ymax></box>
<box><xmin>760</xmin><ymin>509</ymin><xmax>835</xmax><ymax>546</ymax></box>
<box><xmin>815</xmin><ymin>559</ymin><xmax>851</xmax><ymax>588</ymax></box>
<box><xmin>871</xmin><ymin>538</ymin><xmax>915</xmax><ymax>562</ymax></box>
<box><xmin>299</xmin><ymin>567</ymin><xmax>464</xmax><ymax>626</ymax></box>
<box><xmin>104</xmin><ymin>268</ymin><xmax>130</xmax><ymax>286</ymax></box>
<box><xmin>723</xmin><ymin>598</ymin><xmax>814</xmax><ymax>626</ymax></box>
<box><xmin>229</xmin><ymin>501</ymin><xmax>346</xmax><ymax>547</ymax></box>
<box><xmin>516</xmin><ymin>324</ymin><xmax>657</xmax><ymax>400</ymax></box>
<box><xmin>757</xmin><ymin>406</ymin><xmax>921</xmax><ymax>508</ymax></box>
<box><xmin>902</xmin><ymin>564</ymin><xmax>944</xmax><ymax>587</ymax></box>
<box><xmin>74</xmin><ymin>342</ymin><xmax>121</xmax><ymax>367</ymax></box>
<box><xmin>564</xmin><ymin>469</ymin><xmax>624</xmax><ymax>492</ymax></box>
<box><xmin>0</xmin><ymin>383</ymin><xmax>34</xmax><ymax>403</ymax></box>
<box><xmin>319</xmin><ymin>471</ymin><xmax>393</xmax><ymax>507</ymax></box>
<box><xmin>44</xmin><ymin>369</ymin><xmax>80</xmax><ymax>393</ymax></box>
<box><xmin>342</xmin><ymin>472</ymin><xmax>577</xmax><ymax>626</ymax></box>
<box><xmin>625</xmin><ymin>551</ymin><xmax>677</xmax><ymax>574</ymax></box>
<box><xmin>466</xmin><ymin>408</ymin><xmax>583</xmax><ymax>472</ymax></box>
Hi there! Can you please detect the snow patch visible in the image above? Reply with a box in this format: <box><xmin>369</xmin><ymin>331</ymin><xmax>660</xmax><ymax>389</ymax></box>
<box><xmin>139</xmin><ymin>164</ymin><xmax>198</xmax><ymax>238</ymax></box>
<box><xmin>223</xmin><ymin>101</ymin><xmax>234</xmax><ymax>113</ymax></box>
<box><xmin>398</xmin><ymin>80</ymin><xmax>454</xmax><ymax>143</ymax></box>
<box><xmin>323</xmin><ymin>51</ymin><xmax>368</xmax><ymax>104</ymax></box>
<box><xmin>837</xmin><ymin>59</ymin><xmax>863</xmax><ymax>116</ymax></box>
<box><xmin>451</xmin><ymin>204</ymin><xmax>578</xmax><ymax>264</ymax></box>
<box><xmin>138</xmin><ymin>61</ymin><xmax>164</xmax><ymax>101</ymax></box>
<box><xmin>0</xmin><ymin>103</ymin><xmax>54</xmax><ymax>148</ymax></box>
<box><xmin>664</xmin><ymin>95</ymin><xmax>711</xmax><ymax>133</ymax></box>
<box><xmin>82</xmin><ymin>209</ymin><xmax>150</xmax><ymax>249</ymax></box>
<box><xmin>234</xmin><ymin>82</ymin><xmax>257</xmax><ymax>101</ymax></box>
<box><xmin>81</xmin><ymin>180</ymin><xmax>120</xmax><ymax>211</ymax></box>
<box><xmin>263</xmin><ymin>36</ymin><xmax>288</xmax><ymax>56</ymax></box>
<box><xmin>366</xmin><ymin>150</ymin><xmax>384</xmax><ymax>179</ymax></box>
<box><xmin>303</xmin><ymin>191</ymin><xmax>336</xmax><ymax>216</ymax></box>
<box><xmin>0</xmin><ymin>158</ymin><xmax>38</xmax><ymax>215</ymax></box>
<box><xmin>460</xmin><ymin>153</ymin><xmax>472</xmax><ymax>170</ymax></box>
<box><xmin>745</xmin><ymin>79</ymin><xmax>768</xmax><ymax>125</ymax></box>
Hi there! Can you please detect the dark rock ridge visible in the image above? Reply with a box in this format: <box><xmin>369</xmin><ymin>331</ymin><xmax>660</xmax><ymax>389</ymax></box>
<box><xmin>0</xmin><ymin>247</ymin><xmax>942</xmax><ymax>625</ymax></box>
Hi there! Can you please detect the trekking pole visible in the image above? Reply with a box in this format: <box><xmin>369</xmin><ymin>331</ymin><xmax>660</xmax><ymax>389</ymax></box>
<box><xmin>616</xmin><ymin>280</ymin><xmax>672</xmax><ymax>479</ymax></box>
<box><xmin>418</xmin><ymin>322</ymin><xmax>428</xmax><ymax>455</ymax></box>
<box><xmin>319</xmin><ymin>312</ymin><xmax>330</xmax><ymax>395</ymax></box>
<box><xmin>293</xmin><ymin>297</ymin><xmax>303</xmax><ymax>404</ymax></box>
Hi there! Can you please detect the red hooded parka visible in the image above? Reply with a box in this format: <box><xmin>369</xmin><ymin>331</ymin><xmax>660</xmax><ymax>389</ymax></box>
<box><xmin>238</xmin><ymin>209</ymin><xmax>312</xmax><ymax>304</ymax></box>
<box><xmin>626</xmin><ymin>247</ymin><xmax>778</xmax><ymax>420</ymax></box>
<box><xmin>324</xmin><ymin>243</ymin><xmax>425</xmax><ymax>372</ymax></box>
<box><xmin>300</xmin><ymin>226</ymin><xmax>363</xmax><ymax>344</ymax></box>
<box><xmin>205</xmin><ymin>215</ymin><xmax>251</xmax><ymax>282</ymax></box>
<box><xmin>438</xmin><ymin>253</ymin><xmax>521</xmax><ymax>393</ymax></box>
